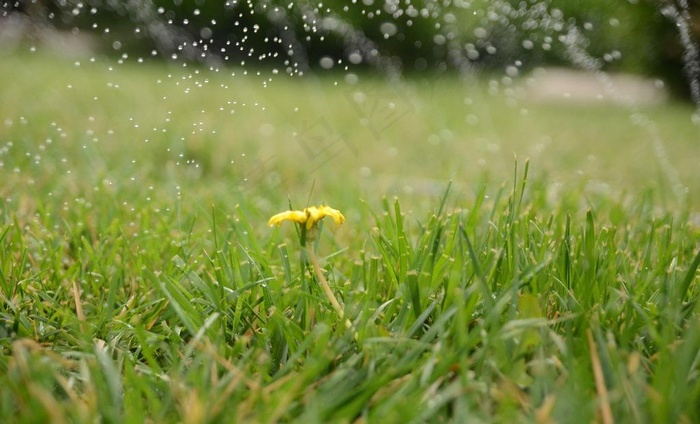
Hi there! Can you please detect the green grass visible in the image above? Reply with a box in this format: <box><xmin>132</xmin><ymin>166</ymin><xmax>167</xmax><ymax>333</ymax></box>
<box><xmin>1</xmin><ymin>52</ymin><xmax>699</xmax><ymax>422</ymax></box>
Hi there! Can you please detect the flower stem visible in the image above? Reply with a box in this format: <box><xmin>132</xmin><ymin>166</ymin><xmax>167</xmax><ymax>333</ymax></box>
<box><xmin>306</xmin><ymin>246</ymin><xmax>353</xmax><ymax>330</ymax></box>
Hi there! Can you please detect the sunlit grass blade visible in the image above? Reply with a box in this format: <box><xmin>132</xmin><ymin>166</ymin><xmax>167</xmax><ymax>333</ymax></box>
<box><xmin>157</xmin><ymin>273</ymin><xmax>205</xmax><ymax>337</ymax></box>
<box><xmin>679</xmin><ymin>248</ymin><xmax>700</xmax><ymax>303</ymax></box>
<box><xmin>93</xmin><ymin>340</ymin><xmax>124</xmax><ymax>423</ymax></box>
<box><xmin>459</xmin><ymin>225</ymin><xmax>495</xmax><ymax>310</ymax></box>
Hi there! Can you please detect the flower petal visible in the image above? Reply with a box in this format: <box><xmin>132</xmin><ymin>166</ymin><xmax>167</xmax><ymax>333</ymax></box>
<box><xmin>268</xmin><ymin>210</ymin><xmax>307</xmax><ymax>226</ymax></box>
<box><xmin>319</xmin><ymin>205</ymin><xmax>345</xmax><ymax>226</ymax></box>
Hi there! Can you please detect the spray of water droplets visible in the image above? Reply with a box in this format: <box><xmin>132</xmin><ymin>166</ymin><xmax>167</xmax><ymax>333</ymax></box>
<box><xmin>1</xmin><ymin>0</ymin><xmax>699</xmax><ymax>208</ymax></box>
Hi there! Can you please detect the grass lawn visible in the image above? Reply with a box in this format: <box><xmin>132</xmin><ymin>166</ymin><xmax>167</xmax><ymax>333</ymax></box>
<box><xmin>1</xmin><ymin>52</ymin><xmax>699</xmax><ymax>422</ymax></box>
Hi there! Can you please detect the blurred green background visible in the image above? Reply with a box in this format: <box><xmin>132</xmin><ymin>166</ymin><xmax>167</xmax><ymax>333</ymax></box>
<box><xmin>2</xmin><ymin>0</ymin><xmax>698</xmax><ymax>98</ymax></box>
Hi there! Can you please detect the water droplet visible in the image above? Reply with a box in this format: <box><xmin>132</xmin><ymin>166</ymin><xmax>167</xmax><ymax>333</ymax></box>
<box><xmin>319</xmin><ymin>56</ymin><xmax>334</xmax><ymax>69</ymax></box>
<box><xmin>380</xmin><ymin>22</ymin><xmax>398</xmax><ymax>38</ymax></box>
<box><xmin>348</xmin><ymin>51</ymin><xmax>363</xmax><ymax>65</ymax></box>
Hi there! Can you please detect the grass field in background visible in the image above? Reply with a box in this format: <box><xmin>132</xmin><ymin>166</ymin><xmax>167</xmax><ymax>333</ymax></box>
<box><xmin>1</xmin><ymin>52</ymin><xmax>699</xmax><ymax>422</ymax></box>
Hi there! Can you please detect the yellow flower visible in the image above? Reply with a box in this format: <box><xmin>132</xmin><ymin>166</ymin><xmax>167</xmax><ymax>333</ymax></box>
<box><xmin>268</xmin><ymin>205</ymin><xmax>345</xmax><ymax>230</ymax></box>
<box><xmin>268</xmin><ymin>204</ymin><xmax>351</xmax><ymax>328</ymax></box>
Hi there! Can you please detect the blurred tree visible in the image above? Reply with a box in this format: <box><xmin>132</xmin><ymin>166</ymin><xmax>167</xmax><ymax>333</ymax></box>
<box><xmin>2</xmin><ymin>0</ymin><xmax>697</xmax><ymax>97</ymax></box>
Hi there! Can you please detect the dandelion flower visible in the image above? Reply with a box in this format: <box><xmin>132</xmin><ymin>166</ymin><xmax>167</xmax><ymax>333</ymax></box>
<box><xmin>268</xmin><ymin>203</ymin><xmax>352</xmax><ymax>331</ymax></box>
<box><xmin>268</xmin><ymin>205</ymin><xmax>345</xmax><ymax>230</ymax></box>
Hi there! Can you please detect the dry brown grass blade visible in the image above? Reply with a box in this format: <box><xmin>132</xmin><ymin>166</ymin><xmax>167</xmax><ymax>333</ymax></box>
<box><xmin>587</xmin><ymin>328</ymin><xmax>614</xmax><ymax>424</ymax></box>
